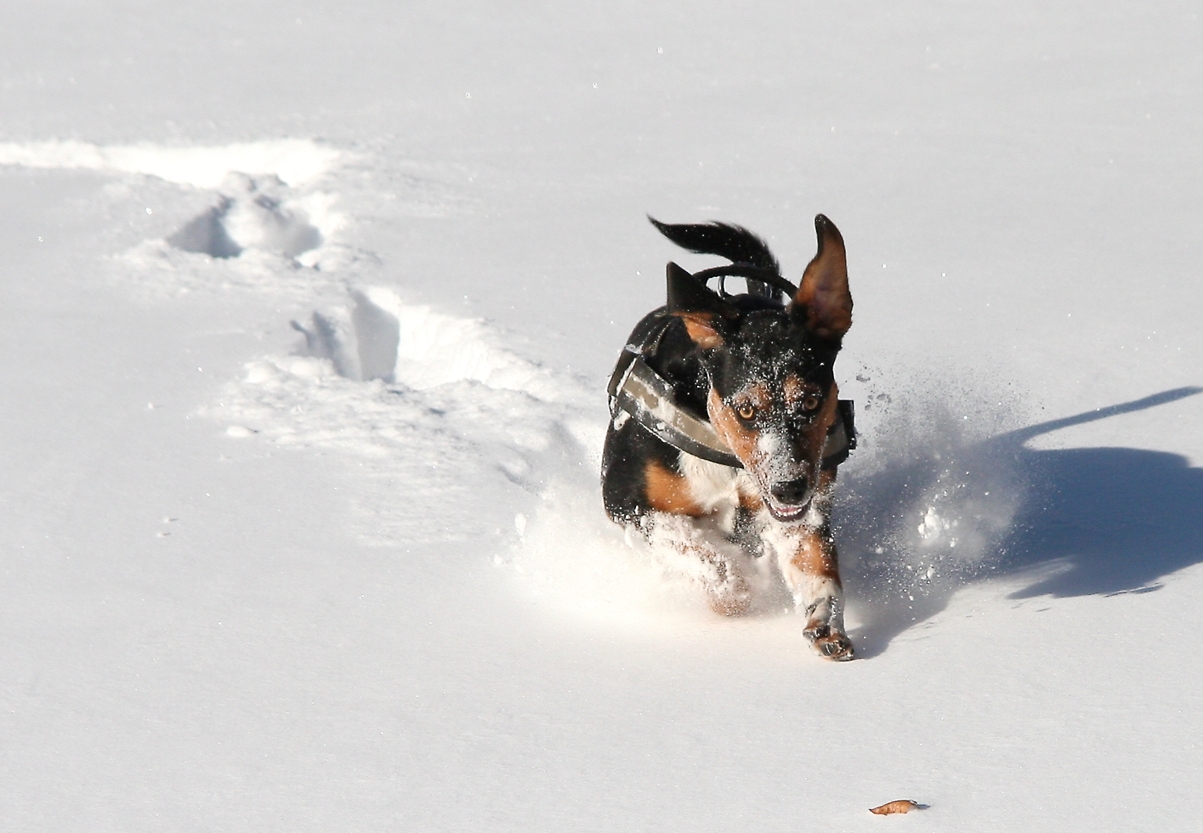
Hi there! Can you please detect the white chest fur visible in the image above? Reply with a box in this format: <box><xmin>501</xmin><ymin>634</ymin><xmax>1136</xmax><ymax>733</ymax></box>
<box><xmin>677</xmin><ymin>452</ymin><xmax>755</xmax><ymax>532</ymax></box>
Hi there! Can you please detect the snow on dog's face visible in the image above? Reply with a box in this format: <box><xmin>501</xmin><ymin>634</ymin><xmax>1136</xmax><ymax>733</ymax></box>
<box><xmin>668</xmin><ymin>216</ymin><xmax>852</xmax><ymax>523</ymax></box>
<box><xmin>703</xmin><ymin>316</ymin><xmax>839</xmax><ymax>521</ymax></box>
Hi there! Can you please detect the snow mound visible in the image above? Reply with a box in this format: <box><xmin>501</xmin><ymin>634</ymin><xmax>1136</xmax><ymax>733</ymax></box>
<box><xmin>3</xmin><ymin>139</ymin><xmax>477</xmax><ymax>303</ymax></box>
<box><xmin>112</xmin><ymin>166</ymin><xmax>354</xmax><ymax>298</ymax></box>
<box><xmin>0</xmin><ymin>137</ymin><xmax>351</xmax><ymax>292</ymax></box>
<box><xmin>166</xmin><ymin>173</ymin><xmax>328</xmax><ymax>261</ymax></box>
<box><xmin>293</xmin><ymin>287</ymin><xmax>569</xmax><ymax>399</ymax></box>
<box><xmin>214</xmin><ymin>286</ymin><xmax>603</xmax><ymax>548</ymax></box>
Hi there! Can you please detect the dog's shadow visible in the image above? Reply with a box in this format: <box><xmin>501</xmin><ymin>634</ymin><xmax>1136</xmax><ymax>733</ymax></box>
<box><xmin>842</xmin><ymin>386</ymin><xmax>1203</xmax><ymax>658</ymax></box>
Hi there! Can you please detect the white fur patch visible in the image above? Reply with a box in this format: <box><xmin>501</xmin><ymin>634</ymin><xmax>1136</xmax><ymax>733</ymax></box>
<box><xmin>803</xmin><ymin>497</ymin><xmax>827</xmax><ymax>529</ymax></box>
<box><xmin>755</xmin><ymin>429</ymin><xmax>781</xmax><ymax>458</ymax></box>
<box><xmin>760</xmin><ymin>526</ymin><xmax>845</xmax><ymax>629</ymax></box>
<box><xmin>677</xmin><ymin>452</ymin><xmax>754</xmax><ymax>530</ymax></box>
<box><xmin>781</xmin><ymin>564</ymin><xmax>844</xmax><ymax>631</ymax></box>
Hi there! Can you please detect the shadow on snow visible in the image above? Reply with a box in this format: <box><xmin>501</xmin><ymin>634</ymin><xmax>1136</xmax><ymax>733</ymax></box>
<box><xmin>847</xmin><ymin>386</ymin><xmax>1203</xmax><ymax>657</ymax></box>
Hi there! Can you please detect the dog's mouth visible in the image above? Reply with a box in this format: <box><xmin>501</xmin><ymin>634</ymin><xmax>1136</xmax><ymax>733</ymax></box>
<box><xmin>764</xmin><ymin>495</ymin><xmax>812</xmax><ymax>523</ymax></box>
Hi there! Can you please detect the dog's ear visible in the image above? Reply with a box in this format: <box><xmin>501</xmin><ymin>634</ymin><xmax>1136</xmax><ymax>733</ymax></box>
<box><xmin>666</xmin><ymin>262</ymin><xmax>727</xmax><ymax>349</ymax></box>
<box><xmin>792</xmin><ymin>215</ymin><xmax>852</xmax><ymax>341</ymax></box>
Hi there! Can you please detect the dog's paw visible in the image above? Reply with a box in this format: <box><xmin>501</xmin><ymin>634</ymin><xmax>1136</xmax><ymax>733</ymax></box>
<box><xmin>813</xmin><ymin>633</ymin><xmax>855</xmax><ymax>661</ymax></box>
<box><xmin>803</xmin><ymin>624</ymin><xmax>855</xmax><ymax>661</ymax></box>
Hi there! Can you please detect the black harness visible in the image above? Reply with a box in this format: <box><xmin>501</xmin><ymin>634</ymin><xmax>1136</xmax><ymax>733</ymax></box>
<box><xmin>607</xmin><ymin>266</ymin><xmax>856</xmax><ymax>470</ymax></box>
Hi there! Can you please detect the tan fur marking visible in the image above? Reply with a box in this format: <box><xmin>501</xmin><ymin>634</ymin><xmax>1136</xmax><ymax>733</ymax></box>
<box><xmin>707</xmin><ymin>388</ymin><xmax>761</xmax><ymax>466</ymax></box>
<box><xmin>739</xmin><ymin>489</ymin><xmax>763</xmax><ymax>513</ymax></box>
<box><xmin>796</xmin><ymin>383</ymin><xmax>841</xmax><ymax>462</ymax></box>
<box><xmin>777</xmin><ymin>470</ymin><xmax>841</xmax><ymax>579</ymax></box>
<box><xmin>787</xmin><ymin>526</ymin><xmax>840</xmax><ymax>581</ymax></box>
<box><xmin>644</xmin><ymin>459</ymin><xmax>705</xmax><ymax>516</ymax></box>
<box><xmin>730</xmin><ymin>382</ymin><xmax>771</xmax><ymax>413</ymax></box>
<box><xmin>678</xmin><ymin>313</ymin><xmax>723</xmax><ymax>349</ymax></box>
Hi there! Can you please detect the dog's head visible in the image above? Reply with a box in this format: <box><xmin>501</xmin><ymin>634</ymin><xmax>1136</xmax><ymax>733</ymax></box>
<box><xmin>668</xmin><ymin>215</ymin><xmax>852</xmax><ymax>522</ymax></box>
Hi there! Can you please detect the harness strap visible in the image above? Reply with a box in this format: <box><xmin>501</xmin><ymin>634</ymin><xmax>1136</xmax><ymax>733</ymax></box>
<box><xmin>609</xmin><ymin>352</ymin><xmax>856</xmax><ymax>470</ymax></box>
<box><xmin>613</xmin><ymin>355</ymin><xmax>744</xmax><ymax>468</ymax></box>
<box><xmin>690</xmin><ymin>264</ymin><xmax>799</xmax><ymax>300</ymax></box>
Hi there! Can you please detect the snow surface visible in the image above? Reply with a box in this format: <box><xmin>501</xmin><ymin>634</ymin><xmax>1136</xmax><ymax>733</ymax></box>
<box><xmin>2</xmin><ymin>2</ymin><xmax>1202</xmax><ymax>831</ymax></box>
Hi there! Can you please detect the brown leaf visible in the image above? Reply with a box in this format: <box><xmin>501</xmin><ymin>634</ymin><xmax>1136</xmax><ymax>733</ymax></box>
<box><xmin>868</xmin><ymin>799</ymin><xmax>923</xmax><ymax>815</ymax></box>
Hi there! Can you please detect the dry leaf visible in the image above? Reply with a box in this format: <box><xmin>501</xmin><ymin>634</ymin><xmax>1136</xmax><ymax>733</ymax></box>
<box><xmin>869</xmin><ymin>799</ymin><xmax>923</xmax><ymax>815</ymax></box>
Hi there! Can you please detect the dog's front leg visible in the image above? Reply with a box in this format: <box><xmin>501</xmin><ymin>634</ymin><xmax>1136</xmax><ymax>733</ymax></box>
<box><xmin>645</xmin><ymin>512</ymin><xmax>753</xmax><ymax>616</ymax></box>
<box><xmin>770</xmin><ymin>519</ymin><xmax>854</xmax><ymax>661</ymax></box>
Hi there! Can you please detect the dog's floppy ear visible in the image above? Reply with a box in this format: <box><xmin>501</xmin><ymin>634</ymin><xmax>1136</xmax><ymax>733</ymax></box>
<box><xmin>666</xmin><ymin>262</ymin><xmax>727</xmax><ymax>349</ymax></box>
<box><xmin>792</xmin><ymin>215</ymin><xmax>852</xmax><ymax>341</ymax></box>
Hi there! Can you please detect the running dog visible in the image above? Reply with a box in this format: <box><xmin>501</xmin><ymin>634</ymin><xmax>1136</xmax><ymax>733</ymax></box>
<box><xmin>602</xmin><ymin>215</ymin><xmax>856</xmax><ymax>660</ymax></box>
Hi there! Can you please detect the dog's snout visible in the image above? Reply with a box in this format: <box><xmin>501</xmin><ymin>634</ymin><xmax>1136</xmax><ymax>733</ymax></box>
<box><xmin>771</xmin><ymin>477</ymin><xmax>810</xmax><ymax>506</ymax></box>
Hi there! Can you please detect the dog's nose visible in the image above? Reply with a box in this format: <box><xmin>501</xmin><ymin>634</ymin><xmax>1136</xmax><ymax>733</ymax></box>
<box><xmin>771</xmin><ymin>477</ymin><xmax>810</xmax><ymax>506</ymax></box>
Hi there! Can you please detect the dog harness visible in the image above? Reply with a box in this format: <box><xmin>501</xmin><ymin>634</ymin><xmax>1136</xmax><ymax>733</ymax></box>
<box><xmin>607</xmin><ymin>305</ymin><xmax>856</xmax><ymax>471</ymax></box>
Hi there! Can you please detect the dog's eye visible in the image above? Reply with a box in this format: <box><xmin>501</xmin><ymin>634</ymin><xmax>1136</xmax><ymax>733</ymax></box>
<box><xmin>736</xmin><ymin>404</ymin><xmax>756</xmax><ymax>421</ymax></box>
<box><xmin>802</xmin><ymin>395</ymin><xmax>821</xmax><ymax>413</ymax></box>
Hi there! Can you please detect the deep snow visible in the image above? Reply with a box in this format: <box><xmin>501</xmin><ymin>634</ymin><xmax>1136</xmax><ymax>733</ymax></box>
<box><xmin>2</xmin><ymin>2</ymin><xmax>1202</xmax><ymax>831</ymax></box>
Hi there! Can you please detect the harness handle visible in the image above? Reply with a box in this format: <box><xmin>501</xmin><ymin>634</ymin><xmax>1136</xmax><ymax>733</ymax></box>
<box><xmin>690</xmin><ymin>264</ymin><xmax>799</xmax><ymax>301</ymax></box>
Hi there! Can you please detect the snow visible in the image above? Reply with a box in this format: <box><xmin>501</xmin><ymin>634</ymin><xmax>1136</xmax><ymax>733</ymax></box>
<box><xmin>2</xmin><ymin>2</ymin><xmax>1202</xmax><ymax>831</ymax></box>
<box><xmin>0</xmin><ymin>139</ymin><xmax>340</xmax><ymax>188</ymax></box>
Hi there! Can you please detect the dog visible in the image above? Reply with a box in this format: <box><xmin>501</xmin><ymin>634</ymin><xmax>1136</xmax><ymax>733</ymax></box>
<box><xmin>601</xmin><ymin>215</ymin><xmax>856</xmax><ymax>660</ymax></box>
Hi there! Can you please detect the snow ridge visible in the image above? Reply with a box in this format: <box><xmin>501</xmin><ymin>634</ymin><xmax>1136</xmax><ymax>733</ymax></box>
<box><xmin>0</xmin><ymin>138</ymin><xmax>339</xmax><ymax>188</ymax></box>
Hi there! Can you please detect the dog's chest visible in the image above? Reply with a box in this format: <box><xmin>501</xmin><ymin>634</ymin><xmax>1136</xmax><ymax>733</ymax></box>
<box><xmin>677</xmin><ymin>452</ymin><xmax>757</xmax><ymax>529</ymax></box>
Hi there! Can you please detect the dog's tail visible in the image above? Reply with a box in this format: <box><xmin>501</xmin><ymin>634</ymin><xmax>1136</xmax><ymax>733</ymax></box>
<box><xmin>648</xmin><ymin>218</ymin><xmax>779</xmax><ymax>272</ymax></box>
<box><xmin>647</xmin><ymin>217</ymin><xmax>782</xmax><ymax>300</ymax></box>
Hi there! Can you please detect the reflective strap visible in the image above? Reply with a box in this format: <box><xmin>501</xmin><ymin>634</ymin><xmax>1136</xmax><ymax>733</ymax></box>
<box><xmin>606</xmin><ymin>309</ymin><xmax>672</xmax><ymax>403</ymax></box>
<box><xmin>612</xmin><ymin>356</ymin><xmax>743</xmax><ymax>468</ymax></box>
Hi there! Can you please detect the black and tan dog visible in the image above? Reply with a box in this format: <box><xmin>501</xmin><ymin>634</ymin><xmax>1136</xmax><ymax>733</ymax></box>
<box><xmin>602</xmin><ymin>215</ymin><xmax>857</xmax><ymax>660</ymax></box>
